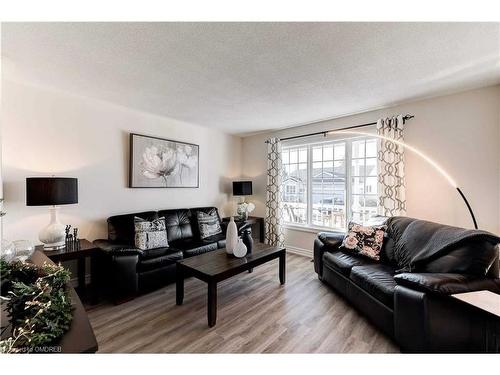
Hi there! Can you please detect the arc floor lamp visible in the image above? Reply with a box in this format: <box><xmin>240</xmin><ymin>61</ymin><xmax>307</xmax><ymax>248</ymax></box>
<box><xmin>334</xmin><ymin>130</ymin><xmax>478</xmax><ymax>229</ymax></box>
<box><xmin>269</xmin><ymin>114</ymin><xmax>478</xmax><ymax>230</ymax></box>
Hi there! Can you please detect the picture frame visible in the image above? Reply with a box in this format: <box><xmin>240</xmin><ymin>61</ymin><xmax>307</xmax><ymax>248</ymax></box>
<box><xmin>129</xmin><ymin>133</ymin><xmax>199</xmax><ymax>188</ymax></box>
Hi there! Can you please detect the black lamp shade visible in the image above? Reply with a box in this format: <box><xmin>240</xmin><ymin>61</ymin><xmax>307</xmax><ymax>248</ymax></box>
<box><xmin>26</xmin><ymin>177</ymin><xmax>78</xmax><ymax>206</ymax></box>
<box><xmin>233</xmin><ymin>181</ymin><xmax>252</xmax><ymax>196</ymax></box>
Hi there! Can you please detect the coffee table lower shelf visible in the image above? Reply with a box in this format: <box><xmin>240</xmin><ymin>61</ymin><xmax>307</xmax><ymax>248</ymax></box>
<box><xmin>175</xmin><ymin>245</ymin><xmax>286</xmax><ymax>327</ymax></box>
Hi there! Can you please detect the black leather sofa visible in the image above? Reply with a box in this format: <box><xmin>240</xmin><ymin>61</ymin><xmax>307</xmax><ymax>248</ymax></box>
<box><xmin>314</xmin><ymin>216</ymin><xmax>500</xmax><ymax>353</ymax></box>
<box><xmin>94</xmin><ymin>207</ymin><xmax>247</xmax><ymax>302</ymax></box>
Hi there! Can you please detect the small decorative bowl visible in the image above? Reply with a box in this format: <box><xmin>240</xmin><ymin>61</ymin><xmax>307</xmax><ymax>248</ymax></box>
<box><xmin>13</xmin><ymin>240</ymin><xmax>35</xmax><ymax>262</ymax></box>
<box><xmin>1</xmin><ymin>240</ymin><xmax>16</xmax><ymax>263</ymax></box>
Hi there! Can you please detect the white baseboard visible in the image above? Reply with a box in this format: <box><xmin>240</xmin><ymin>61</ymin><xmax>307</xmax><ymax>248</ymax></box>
<box><xmin>286</xmin><ymin>245</ymin><xmax>313</xmax><ymax>258</ymax></box>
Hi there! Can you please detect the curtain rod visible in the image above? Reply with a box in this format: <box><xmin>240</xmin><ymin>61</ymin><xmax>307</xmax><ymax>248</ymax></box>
<box><xmin>265</xmin><ymin>114</ymin><xmax>414</xmax><ymax>143</ymax></box>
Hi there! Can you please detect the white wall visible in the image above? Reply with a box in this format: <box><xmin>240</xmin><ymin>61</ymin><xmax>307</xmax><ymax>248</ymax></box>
<box><xmin>2</xmin><ymin>79</ymin><xmax>499</xmax><ymax>257</ymax></box>
<box><xmin>242</xmin><ymin>85</ymin><xmax>500</xmax><ymax>255</ymax></box>
<box><xmin>1</xmin><ymin>80</ymin><xmax>242</xmax><ymax>244</ymax></box>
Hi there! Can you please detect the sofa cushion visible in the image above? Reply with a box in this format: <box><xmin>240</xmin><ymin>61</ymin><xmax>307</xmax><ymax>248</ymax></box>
<box><xmin>184</xmin><ymin>242</ymin><xmax>218</xmax><ymax>257</ymax></box>
<box><xmin>202</xmin><ymin>232</ymin><xmax>227</xmax><ymax>249</ymax></box>
<box><xmin>380</xmin><ymin>234</ymin><xmax>397</xmax><ymax>266</ymax></box>
<box><xmin>170</xmin><ymin>239</ymin><xmax>218</xmax><ymax>257</ymax></box>
<box><xmin>323</xmin><ymin>251</ymin><xmax>375</xmax><ymax>277</ymax></box>
<box><xmin>386</xmin><ymin>216</ymin><xmax>500</xmax><ymax>273</ymax></box>
<box><xmin>350</xmin><ymin>264</ymin><xmax>397</xmax><ymax>308</ymax></box>
<box><xmin>138</xmin><ymin>250</ymin><xmax>183</xmax><ymax>273</ymax></box>
<box><xmin>108</xmin><ymin>211</ymin><xmax>158</xmax><ymax>244</ymax></box>
<box><xmin>419</xmin><ymin>240</ymin><xmax>499</xmax><ymax>276</ymax></box>
<box><xmin>159</xmin><ymin>209</ymin><xmax>193</xmax><ymax>242</ymax></box>
<box><xmin>139</xmin><ymin>246</ymin><xmax>172</xmax><ymax>260</ymax></box>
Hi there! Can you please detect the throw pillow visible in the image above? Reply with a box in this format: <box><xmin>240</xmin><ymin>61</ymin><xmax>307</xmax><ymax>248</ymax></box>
<box><xmin>340</xmin><ymin>221</ymin><xmax>387</xmax><ymax>261</ymax></box>
<box><xmin>197</xmin><ymin>211</ymin><xmax>222</xmax><ymax>240</ymax></box>
<box><xmin>134</xmin><ymin>216</ymin><xmax>169</xmax><ymax>250</ymax></box>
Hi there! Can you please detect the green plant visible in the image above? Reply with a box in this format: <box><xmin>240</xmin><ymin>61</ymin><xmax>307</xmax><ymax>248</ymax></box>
<box><xmin>0</xmin><ymin>258</ymin><xmax>73</xmax><ymax>353</ymax></box>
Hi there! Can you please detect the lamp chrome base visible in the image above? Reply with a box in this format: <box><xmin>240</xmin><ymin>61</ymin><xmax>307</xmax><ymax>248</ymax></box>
<box><xmin>43</xmin><ymin>242</ymin><xmax>66</xmax><ymax>251</ymax></box>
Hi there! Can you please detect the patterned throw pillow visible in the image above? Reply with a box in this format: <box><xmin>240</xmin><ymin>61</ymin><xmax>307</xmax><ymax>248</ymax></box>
<box><xmin>340</xmin><ymin>221</ymin><xmax>387</xmax><ymax>261</ymax></box>
<box><xmin>134</xmin><ymin>216</ymin><xmax>169</xmax><ymax>250</ymax></box>
<box><xmin>197</xmin><ymin>211</ymin><xmax>222</xmax><ymax>240</ymax></box>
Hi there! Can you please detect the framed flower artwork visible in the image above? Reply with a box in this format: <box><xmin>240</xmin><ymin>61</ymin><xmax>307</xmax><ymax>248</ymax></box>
<box><xmin>129</xmin><ymin>133</ymin><xmax>199</xmax><ymax>188</ymax></box>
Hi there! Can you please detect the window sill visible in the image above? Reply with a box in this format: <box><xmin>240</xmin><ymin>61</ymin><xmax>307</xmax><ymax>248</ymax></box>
<box><xmin>283</xmin><ymin>224</ymin><xmax>345</xmax><ymax>235</ymax></box>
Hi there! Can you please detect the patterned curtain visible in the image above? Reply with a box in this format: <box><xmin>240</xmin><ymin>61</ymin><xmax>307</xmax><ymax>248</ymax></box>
<box><xmin>377</xmin><ymin>115</ymin><xmax>407</xmax><ymax>216</ymax></box>
<box><xmin>265</xmin><ymin>137</ymin><xmax>285</xmax><ymax>247</ymax></box>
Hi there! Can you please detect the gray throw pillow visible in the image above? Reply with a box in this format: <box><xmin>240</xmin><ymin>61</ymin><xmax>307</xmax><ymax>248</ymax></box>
<box><xmin>134</xmin><ymin>216</ymin><xmax>169</xmax><ymax>250</ymax></box>
<box><xmin>197</xmin><ymin>211</ymin><xmax>222</xmax><ymax>240</ymax></box>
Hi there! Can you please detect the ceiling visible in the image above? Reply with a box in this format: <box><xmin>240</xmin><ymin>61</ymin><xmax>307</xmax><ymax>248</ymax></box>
<box><xmin>2</xmin><ymin>22</ymin><xmax>500</xmax><ymax>135</ymax></box>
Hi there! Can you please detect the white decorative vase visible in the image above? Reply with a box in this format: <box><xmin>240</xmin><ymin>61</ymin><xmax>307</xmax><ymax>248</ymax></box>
<box><xmin>225</xmin><ymin>216</ymin><xmax>238</xmax><ymax>254</ymax></box>
<box><xmin>233</xmin><ymin>238</ymin><xmax>247</xmax><ymax>258</ymax></box>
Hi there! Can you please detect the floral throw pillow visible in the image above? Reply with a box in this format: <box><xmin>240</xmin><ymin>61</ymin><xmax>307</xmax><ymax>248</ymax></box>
<box><xmin>340</xmin><ymin>221</ymin><xmax>387</xmax><ymax>261</ymax></box>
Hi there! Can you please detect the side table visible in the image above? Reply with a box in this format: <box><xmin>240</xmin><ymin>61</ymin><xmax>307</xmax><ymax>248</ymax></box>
<box><xmin>222</xmin><ymin>216</ymin><xmax>265</xmax><ymax>243</ymax></box>
<box><xmin>35</xmin><ymin>239</ymin><xmax>101</xmax><ymax>305</ymax></box>
<box><xmin>451</xmin><ymin>290</ymin><xmax>500</xmax><ymax>353</ymax></box>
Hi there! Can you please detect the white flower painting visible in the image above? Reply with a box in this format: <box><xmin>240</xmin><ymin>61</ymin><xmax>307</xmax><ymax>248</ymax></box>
<box><xmin>130</xmin><ymin>134</ymin><xmax>199</xmax><ymax>188</ymax></box>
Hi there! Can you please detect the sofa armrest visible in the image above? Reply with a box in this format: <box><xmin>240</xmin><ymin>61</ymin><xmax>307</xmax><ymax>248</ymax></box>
<box><xmin>94</xmin><ymin>239</ymin><xmax>140</xmax><ymax>303</ymax></box>
<box><xmin>394</xmin><ymin>284</ymin><xmax>497</xmax><ymax>352</ymax></box>
<box><xmin>314</xmin><ymin>232</ymin><xmax>345</xmax><ymax>277</ymax></box>
<box><xmin>93</xmin><ymin>239</ymin><xmax>144</xmax><ymax>257</ymax></box>
<box><xmin>394</xmin><ymin>272</ymin><xmax>500</xmax><ymax>295</ymax></box>
<box><xmin>317</xmin><ymin>232</ymin><xmax>345</xmax><ymax>248</ymax></box>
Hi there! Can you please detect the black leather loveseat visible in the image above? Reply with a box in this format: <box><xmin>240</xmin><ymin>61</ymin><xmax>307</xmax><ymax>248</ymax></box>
<box><xmin>94</xmin><ymin>207</ymin><xmax>247</xmax><ymax>302</ymax></box>
<box><xmin>314</xmin><ymin>216</ymin><xmax>500</xmax><ymax>353</ymax></box>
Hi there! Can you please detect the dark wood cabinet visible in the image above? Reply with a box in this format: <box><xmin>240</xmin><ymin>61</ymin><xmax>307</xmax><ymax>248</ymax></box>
<box><xmin>35</xmin><ymin>239</ymin><xmax>101</xmax><ymax>304</ymax></box>
<box><xmin>451</xmin><ymin>291</ymin><xmax>500</xmax><ymax>353</ymax></box>
<box><xmin>222</xmin><ymin>216</ymin><xmax>265</xmax><ymax>243</ymax></box>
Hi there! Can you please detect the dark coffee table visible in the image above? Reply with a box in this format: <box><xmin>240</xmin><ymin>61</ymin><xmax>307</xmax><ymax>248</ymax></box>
<box><xmin>176</xmin><ymin>243</ymin><xmax>286</xmax><ymax>327</ymax></box>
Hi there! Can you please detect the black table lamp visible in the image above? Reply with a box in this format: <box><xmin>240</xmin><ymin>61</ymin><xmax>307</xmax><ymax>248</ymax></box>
<box><xmin>233</xmin><ymin>181</ymin><xmax>253</xmax><ymax>220</ymax></box>
<box><xmin>26</xmin><ymin>177</ymin><xmax>78</xmax><ymax>250</ymax></box>
<box><xmin>233</xmin><ymin>181</ymin><xmax>252</xmax><ymax>197</ymax></box>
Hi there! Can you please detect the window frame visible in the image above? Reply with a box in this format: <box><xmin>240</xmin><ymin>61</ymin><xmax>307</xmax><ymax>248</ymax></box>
<box><xmin>350</xmin><ymin>138</ymin><xmax>379</xmax><ymax>224</ymax></box>
<box><xmin>281</xmin><ymin>145</ymin><xmax>309</xmax><ymax>225</ymax></box>
<box><xmin>281</xmin><ymin>136</ymin><xmax>378</xmax><ymax>232</ymax></box>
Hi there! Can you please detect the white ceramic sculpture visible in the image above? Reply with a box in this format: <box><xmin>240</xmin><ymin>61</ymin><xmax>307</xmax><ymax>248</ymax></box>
<box><xmin>233</xmin><ymin>238</ymin><xmax>247</xmax><ymax>258</ymax></box>
<box><xmin>225</xmin><ymin>216</ymin><xmax>238</xmax><ymax>254</ymax></box>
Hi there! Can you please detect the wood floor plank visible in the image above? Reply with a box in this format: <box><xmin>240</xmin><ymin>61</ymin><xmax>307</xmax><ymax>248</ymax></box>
<box><xmin>87</xmin><ymin>254</ymin><xmax>399</xmax><ymax>353</ymax></box>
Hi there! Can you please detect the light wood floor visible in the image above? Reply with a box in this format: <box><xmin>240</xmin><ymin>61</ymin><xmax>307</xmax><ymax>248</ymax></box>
<box><xmin>87</xmin><ymin>253</ymin><xmax>399</xmax><ymax>353</ymax></box>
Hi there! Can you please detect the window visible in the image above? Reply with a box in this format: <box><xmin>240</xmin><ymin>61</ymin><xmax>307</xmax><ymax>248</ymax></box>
<box><xmin>350</xmin><ymin>138</ymin><xmax>378</xmax><ymax>224</ymax></box>
<box><xmin>281</xmin><ymin>137</ymin><xmax>378</xmax><ymax>230</ymax></box>
<box><xmin>282</xmin><ymin>146</ymin><xmax>307</xmax><ymax>224</ymax></box>
<box><xmin>311</xmin><ymin>142</ymin><xmax>346</xmax><ymax>229</ymax></box>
